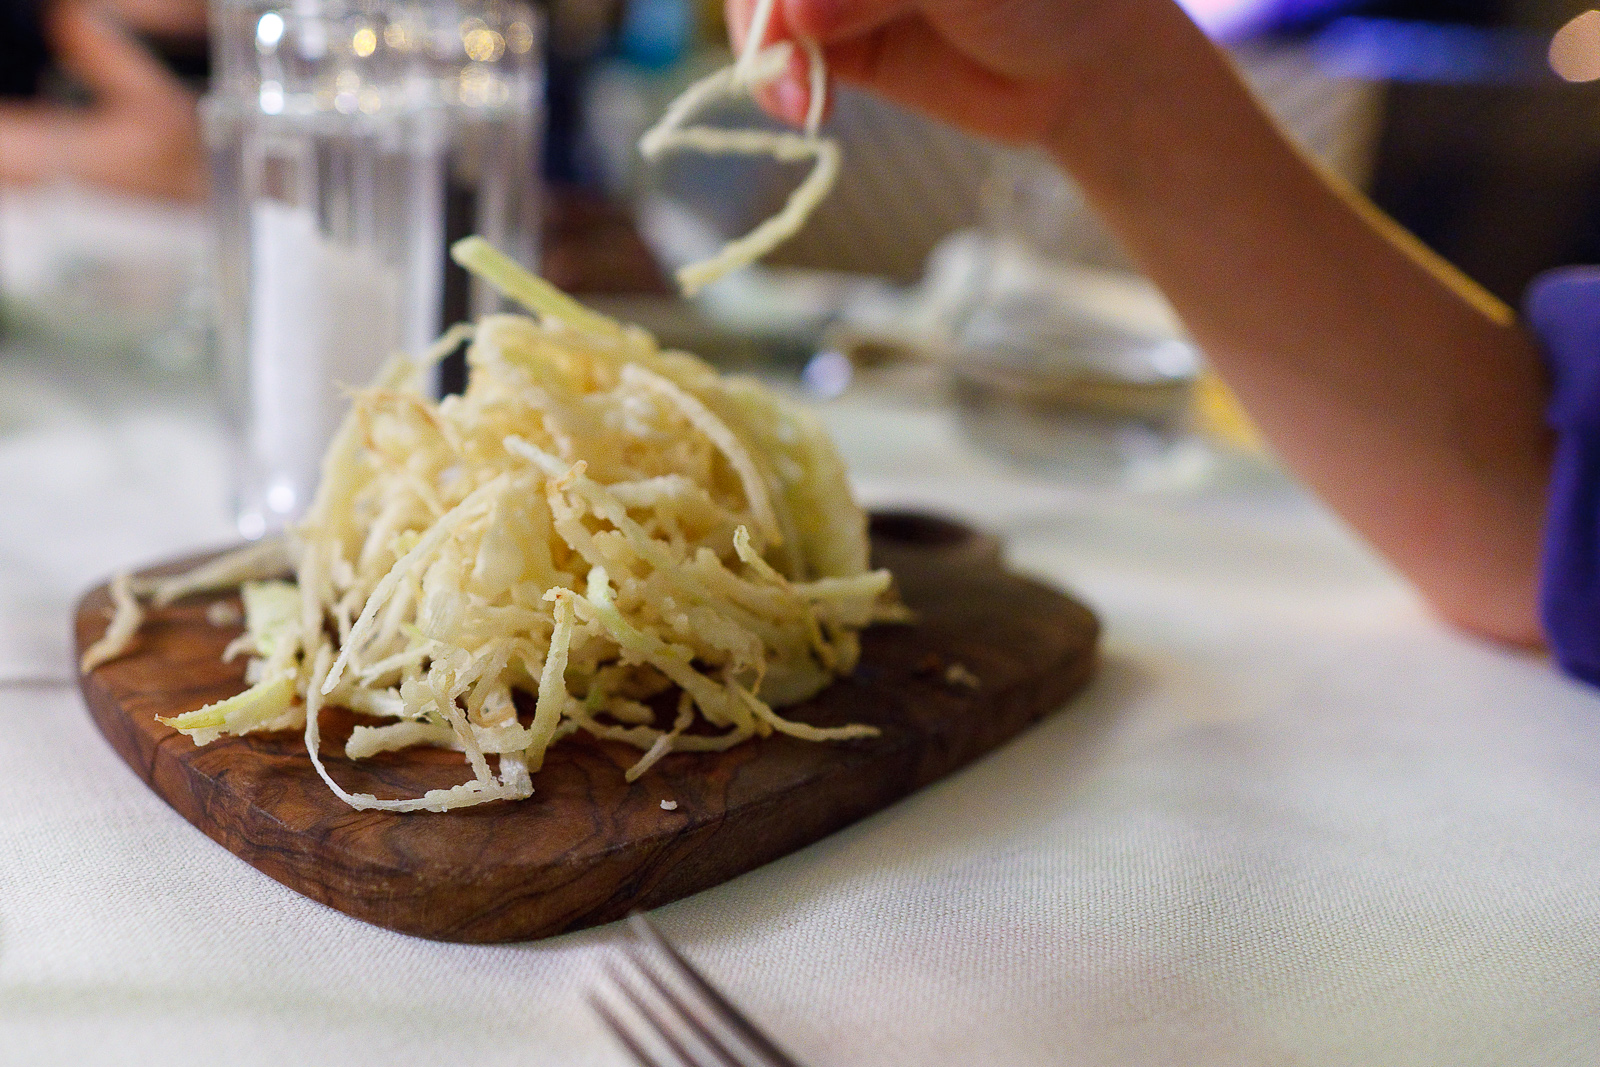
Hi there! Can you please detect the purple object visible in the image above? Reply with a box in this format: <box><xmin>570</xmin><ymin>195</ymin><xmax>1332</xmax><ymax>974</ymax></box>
<box><xmin>1525</xmin><ymin>267</ymin><xmax>1600</xmax><ymax>684</ymax></box>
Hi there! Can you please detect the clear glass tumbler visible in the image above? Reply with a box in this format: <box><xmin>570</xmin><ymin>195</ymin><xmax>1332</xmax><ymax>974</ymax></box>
<box><xmin>204</xmin><ymin>0</ymin><xmax>543</xmax><ymax>539</ymax></box>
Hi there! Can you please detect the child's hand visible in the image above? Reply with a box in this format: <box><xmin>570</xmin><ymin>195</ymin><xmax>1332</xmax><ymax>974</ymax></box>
<box><xmin>726</xmin><ymin>0</ymin><xmax>1115</xmax><ymax>144</ymax></box>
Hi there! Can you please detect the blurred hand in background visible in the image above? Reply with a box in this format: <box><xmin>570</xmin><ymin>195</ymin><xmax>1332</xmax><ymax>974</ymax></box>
<box><xmin>0</xmin><ymin>0</ymin><xmax>206</xmax><ymax>202</ymax></box>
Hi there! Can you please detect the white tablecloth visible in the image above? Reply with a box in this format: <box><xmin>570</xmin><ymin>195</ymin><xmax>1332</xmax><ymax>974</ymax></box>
<box><xmin>2</xmin><ymin>353</ymin><xmax>1598</xmax><ymax>1066</ymax></box>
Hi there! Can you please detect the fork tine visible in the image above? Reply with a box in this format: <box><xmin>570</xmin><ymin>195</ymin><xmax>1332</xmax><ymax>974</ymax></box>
<box><xmin>622</xmin><ymin>942</ymin><xmax>748</xmax><ymax>1067</ymax></box>
<box><xmin>627</xmin><ymin>914</ymin><xmax>804</xmax><ymax>1067</ymax></box>
<box><xmin>605</xmin><ymin>959</ymin><xmax>738</xmax><ymax>1067</ymax></box>
<box><xmin>589</xmin><ymin>990</ymin><xmax>672</xmax><ymax>1067</ymax></box>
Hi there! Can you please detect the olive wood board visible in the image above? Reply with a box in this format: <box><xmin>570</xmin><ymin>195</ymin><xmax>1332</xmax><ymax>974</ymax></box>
<box><xmin>75</xmin><ymin>511</ymin><xmax>1099</xmax><ymax>943</ymax></box>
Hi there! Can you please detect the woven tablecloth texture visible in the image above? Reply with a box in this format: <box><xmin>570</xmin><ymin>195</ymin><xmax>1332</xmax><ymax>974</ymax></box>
<box><xmin>2</xmin><ymin>365</ymin><xmax>1598</xmax><ymax>1066</ymax></box>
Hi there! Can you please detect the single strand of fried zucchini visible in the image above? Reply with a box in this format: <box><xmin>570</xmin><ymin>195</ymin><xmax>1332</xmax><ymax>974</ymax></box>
<box><xmin>345</xmin><ymin>720</ymin><xmax>456</xmax><ymax>759</ymax></box>
<box><xmin>526</xmin><ymin>589</ymin><xmax>577</xmax><ymax>771</ymax></box>
<box><xmin>671</xmin><ymin>138</ymin><xmax>840</xmax><ymax>297</ymax></box>
<box><xmin>159</xmin><ymin>675</ymin><xmax>297</xmax><ymax>744</ymax></box>
<box><xmin>638</xmin><ymin>0</ymin><xmax>839</xmax><ymax>295</ymax></box>
<box><xmin>79</xmin><ymin>572</ymin><xmax>145</xmax><ymax>673</ymax></box>
<box><xmin>620</xmin><ymin>364</ymin><xmax>781</xmax><ymax>545</ymax></box>
<box><xmin>421</xmin><ymin>321</ymin><xmax>475</xmax><ymax>367</ymax></box>
<box><xmin>145</xmin><ymin>538</ymin><xmax>293</xmax><ymax>607</ymax></box>
<box><xmin>451</xmin><ymin>237</ymin><xmax>628</xmax><ymax>343</ymax></box>
<box><xmin>624</xmin><ymin>693</ymin><xmax>696</xmax><ymax>782</ymax></box>
<box><xmin>732</xmin><ymin>683</ymin><xmax>879</xmax><ymax>742</ymax></box>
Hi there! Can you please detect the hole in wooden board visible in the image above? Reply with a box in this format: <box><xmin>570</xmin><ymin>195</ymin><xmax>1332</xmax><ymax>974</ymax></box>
<box><xmin>868</xmin><ymin>511</ymin><xmax>975</xmax><ymax>548</ymax></box>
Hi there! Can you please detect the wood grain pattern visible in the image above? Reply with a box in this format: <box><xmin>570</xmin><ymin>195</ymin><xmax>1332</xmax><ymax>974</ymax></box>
<box><xmin>74</xmin><ymin>512</ymin><xmax>1098</xmax><ymax>943</ymax></box>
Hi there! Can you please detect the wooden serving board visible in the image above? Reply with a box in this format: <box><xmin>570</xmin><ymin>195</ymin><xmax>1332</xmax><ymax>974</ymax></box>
<box><xmin>75</xmin><ymin>512</ymin><xmax>1098</xmax><ymax>943</ymax></box>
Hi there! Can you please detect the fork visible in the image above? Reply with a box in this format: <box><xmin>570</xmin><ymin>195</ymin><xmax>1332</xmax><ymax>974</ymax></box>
<box><xmin>589</xmin><ymin>913</ymin><xmax>806</xmax><ymax>1067</ymax></box>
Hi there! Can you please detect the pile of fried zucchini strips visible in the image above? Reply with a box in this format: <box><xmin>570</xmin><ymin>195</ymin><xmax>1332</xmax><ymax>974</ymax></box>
<box><xmin>141</xmin><ymin>240</ymin><xmax>899</xmax><ymax>812</ymax></box>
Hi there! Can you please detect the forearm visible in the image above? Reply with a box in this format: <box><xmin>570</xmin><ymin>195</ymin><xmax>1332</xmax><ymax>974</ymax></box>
<box><xmin>1045</xmin><ymin>0</ymin><xmax>1552</xmax><ymax>644</ymax></box>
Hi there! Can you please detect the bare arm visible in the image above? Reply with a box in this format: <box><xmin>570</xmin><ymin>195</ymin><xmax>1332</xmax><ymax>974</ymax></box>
<box><xmin>738</xmin><ymin>0</ymin><xmax>1553</xmax><ymax>646</ymax></box>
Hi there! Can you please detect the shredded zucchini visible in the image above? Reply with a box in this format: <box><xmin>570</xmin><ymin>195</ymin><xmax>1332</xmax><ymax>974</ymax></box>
<box><xmin>123</xmin><ymin>240</ymin><xmax>895</xmax><ymax>811</ymax></box>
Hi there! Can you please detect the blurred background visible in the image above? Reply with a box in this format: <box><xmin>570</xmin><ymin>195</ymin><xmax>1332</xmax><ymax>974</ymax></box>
<box><xmin>4</xmin><ymin>0</ymin><xmax>1600</xmax><ymax>504</ymax></box>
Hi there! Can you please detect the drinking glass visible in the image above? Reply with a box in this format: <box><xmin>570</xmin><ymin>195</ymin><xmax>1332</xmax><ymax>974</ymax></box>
<box><xmin>204</xmin><ymin>0</ymin><xmax>542</xmax><ymax>538</ymax></box>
